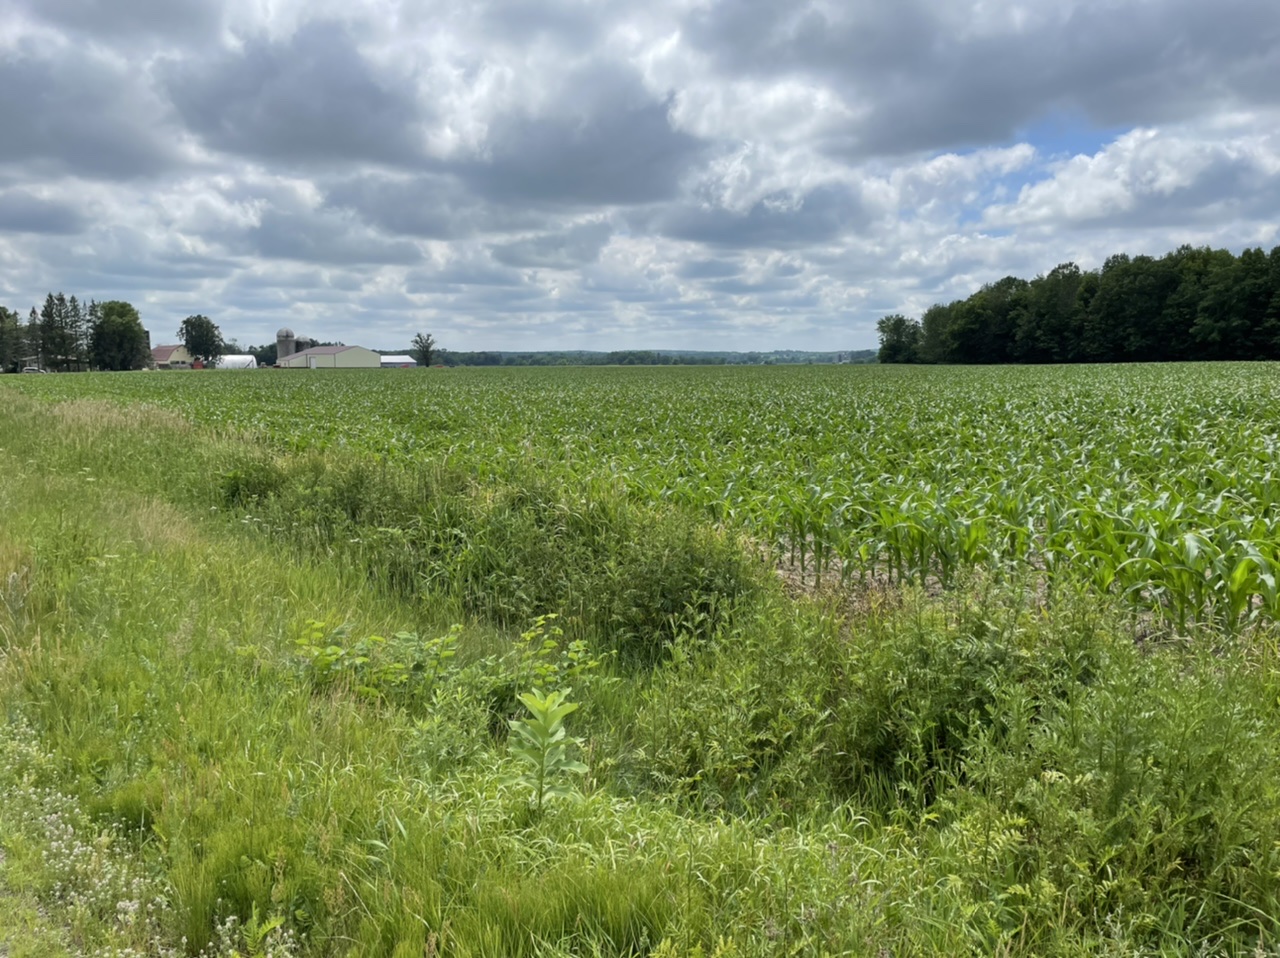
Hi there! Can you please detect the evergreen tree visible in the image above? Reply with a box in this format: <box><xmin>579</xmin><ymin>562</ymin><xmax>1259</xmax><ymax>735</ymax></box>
<box><xmin>67</xmin><ymin>295</ymin><xmax>87</xmax><ymax>369</ymax></box>
<box><xmin>25</xmin><ymin>308</ymin><xmax>42</xmax><ymax>369</ymax></box>
<box><xmin>39</xmin><ymin>294</ymin><xmax>58</xmax><ymax>370</ymax></box>
<box><xmin>85</xmin><ymin>300</ymin><xmax>104</xmax><ymax>368</ymax></box>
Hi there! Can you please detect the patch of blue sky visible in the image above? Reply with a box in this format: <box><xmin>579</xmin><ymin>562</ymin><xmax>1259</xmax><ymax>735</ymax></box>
<box><xmin>1014</xmin><ymin>109</ymin><xmax>1128</xmax><ymax>162</ymax></box>
<box><xmin>945</xmin><ymin>112</ymin><xmax>1126</xmax><ymax>224</ymax></box>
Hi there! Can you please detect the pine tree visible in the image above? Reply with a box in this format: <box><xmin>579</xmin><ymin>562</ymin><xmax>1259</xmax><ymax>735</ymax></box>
<box><xmin>86</xmin><ymin>300</ymin><xmax>104</xmax><ymax>369</ymax></box>
<box><xmin>26</xmin><ymin>308</ymin><xmax>42</xmax><ymax>370</ymax></box>
<box><xmin>67</xmin><ymin>295</ymin><xmax>87</xmax><ymax>369</ymax></box>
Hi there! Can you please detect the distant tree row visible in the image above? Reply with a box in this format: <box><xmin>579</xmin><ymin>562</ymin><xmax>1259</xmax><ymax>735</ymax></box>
<box><xmin>435</xmin><ymin>349</ymin><xmax>730</xmax><ymax>367</ymax></box>
<box><xmin>877</xmin><ymin>244</ymin><xmax>1280</xmax><ymax>364</ymax></box>
<box><xmin>434</xmin><ymin>349</ymin><xmax>877</xmax><ymax>367</ymax></box>
<box><xmin>0</xmin><ymin>294</ymin><xmax>151</xmax><ymax>372</ymax></box>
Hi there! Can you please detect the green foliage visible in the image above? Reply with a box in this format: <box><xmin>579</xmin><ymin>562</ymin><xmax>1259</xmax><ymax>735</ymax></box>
<box><xmin>219</xmin><ymin>454</ymin><xmax>287</xmax><ymax>505</ymax></box>
<box><xmin>294</xmin><ymin>620</ymin><xmax>459</xmax><ymax>704</ymax></box>
<box><xmin>876</xmin><ymin>312</ymin><xmax>921</xmax><ymax>363</ymax></box>
<box><xmin>511</xmin><ymin>614</ymin><xmax>610</xmax><ymax>692</ymax></box>
<box><xmin>179</xmin><ymin>313</ymin><xmax>226</xmax><ymax>365</ymax></box>
<box><xmin>13</xmin><ymin>363</ymin><xmax>1280</xmax><ymax>956</ymax></box>
<box><xmin>91</xmin><ymin>301</ymin><xmax>150</xmax><ymax>371</ymax></box>
<box><xmin>15</xmin><ymin>361</ymin><xmax>1280</xmax><ymax>630</ymax></box>
<box><xmin>883</xmin><ymin>241</ymin><xmax>1280</xmax><ymax>364</ymax></box>
<box><xmin>211</xmin><ymin>446</ymin><xmax>753</xmax><ymax>656</ymax></box>
<box><xmin>0</xmin><ymin>305</ymin><xmax>25</xmax><ymax>373</ymax></box>
<box><xmin>505</xmin><ymin>687</ymin><xmax>588</xmax><ymax>813</ymax></box>
<box><xmin>408</xmin><ymin>331</ymin><xmax>435</xmax><ymax>367</ymax></box>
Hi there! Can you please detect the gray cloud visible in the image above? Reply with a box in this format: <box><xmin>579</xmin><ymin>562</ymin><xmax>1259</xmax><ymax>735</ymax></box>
<box><xmin>0</xmin><ymin>0</ymin><xmax>1276</xmax><ymax>351</ymax></box>
<box><xmin>0</xmin><ymin>49</ymin><xmax>182</xmax><ymax>179</ymax></box>
<box><xmin>686</xmin><ymin>0</ymin><xmax>1280</xmax><ymax>158</ymax></box>
<box><xmin>325</xmin><ymin>173</ymin><xmax>549</xmax><ymax>239</ymax></box>
<box><xmin>20</xmin><ymin>0</ymin><xmax>222</xmax><ymax>41</ymax></box>
<box><xmin>656</xmin><ymin>185</ymin><xmax>868</xmax><ymax>248</ymax></box>
<box><xmin>406</xmin><ymin>258</ymin><xmax>527</xmax><ymax>291</ymax></box>
<box><xmin>677</xmin><ymin>259</ymin><xmax>741</xmax><ymax>280</ymax></box>
<box><xmin>163</xmin><ymin>21</ymin><xmax>425</xmax><ymax>166</ymax></box>
<box><xmin>454</xmin><ymin>64</ymin><xmax>705</xmax><ymax>207</ymax></box>
<box><xmin>242</xmin><ymin>207</ymin><xmax>422</xmax><ymax>265</ymax></box>
<box><xmin>492</xmin><ymin>222</ymin><xmax>613</xmax><ymax>269</ymax></box>
<box><xmin>0</xmin><ymin>190</ymin><xmax>88</xmax><ymax>234</ymax></box>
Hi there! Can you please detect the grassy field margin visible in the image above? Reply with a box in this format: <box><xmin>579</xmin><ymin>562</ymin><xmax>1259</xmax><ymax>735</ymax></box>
<box><xmin>5</xmin><ymin>389</ymin><xmax>1280</xmax><ymax>956</ymax></box>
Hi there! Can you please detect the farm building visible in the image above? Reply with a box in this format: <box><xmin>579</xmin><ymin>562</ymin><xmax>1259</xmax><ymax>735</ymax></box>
<box><xmin>380</xmin><ymin>355</ymin><xmax>418</xmax><ymax>368</ymax></box>
<box><xmin>217</xmin><ymin>355</ymin><xmax>258</xmax><ymax>369</ymax></box>
<box><xmin>152</xmin><ymin>345</ymin><xmax>193</xmax><ymax>369</ymax></box>
<box><xmin>275</xmin><ymin>327</ymin><xmax>318</xmax><ymax>361</ymax></box>
<box><xmin>278</xmin><ymin>345</ymin><xmax>381</xmax><ymax>369</ymax></box>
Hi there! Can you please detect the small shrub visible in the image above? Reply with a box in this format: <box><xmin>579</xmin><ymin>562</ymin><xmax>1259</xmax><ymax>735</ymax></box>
<box><xmin>219</xmin><ymin>455</ymin><xmax>285</xmax><ymax>506</ymax></box>
<box><xmin>293</xmin><ymin>620</ymin><xmax>459</xmax><ymax>708</ymax></box>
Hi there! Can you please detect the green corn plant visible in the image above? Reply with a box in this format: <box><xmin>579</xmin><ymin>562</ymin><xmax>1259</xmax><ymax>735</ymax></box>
<box><xmin>506</xmin><ymin>686</ymin><xmax>588</xmax><ymax>813</ymax></box>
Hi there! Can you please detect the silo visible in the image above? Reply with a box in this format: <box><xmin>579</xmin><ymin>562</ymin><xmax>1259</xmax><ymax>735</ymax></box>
<box><xmin>277</xmin><ymin>327</ymin><xmax>296</xmax><ymax>361</ymax></box>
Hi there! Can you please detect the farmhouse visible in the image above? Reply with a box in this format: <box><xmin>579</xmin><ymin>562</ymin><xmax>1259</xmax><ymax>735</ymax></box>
<box><xmin>278</xmin><ymin>345</ymin><xmax>381</xmax><ymax>369</ymax></box>
<box><xmin>152</xmin><ymin>345</ymin><xmax>193</xmax><ymax>369</ymax></box>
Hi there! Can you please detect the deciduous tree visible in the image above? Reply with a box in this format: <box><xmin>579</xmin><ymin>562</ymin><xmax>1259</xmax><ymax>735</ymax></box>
<box><xmin>0</xmin><ymin>307</ymin><xmax>21</xmax><ymax>372</ymax></box>
<box><xmin>410</xmin><ymin>332</ymin><xmax>436</xmax><ymax>367</ymax></box>
<box><xmin>178</xmin><ymin>314</ymin><xmax>225</xmax><ymax>365</ymax></box>
<box><xmin>876</xmin><ymin>314</ymin><xmax>921</xmax><ymax>363</ymax></box>
<box><xmin>91</xmin><ymin>301</ymin><xmax>150</xmax><ymax>371</ymax></box>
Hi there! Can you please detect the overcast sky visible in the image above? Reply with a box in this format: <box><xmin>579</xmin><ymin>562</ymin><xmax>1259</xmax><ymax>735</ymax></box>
<box><xmin>1</xmin><ymin>0</ymin><xmax>1277</xmax><ymax>352</ymax></box>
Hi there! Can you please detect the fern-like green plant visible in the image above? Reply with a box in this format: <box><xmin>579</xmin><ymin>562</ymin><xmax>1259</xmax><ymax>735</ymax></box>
<box><xmin>506</xmin><ymin>686</ymin><xmax>587</xmax><ymax>813</ymax></box>
<box><xmin>241</xmin><ymin>902</ymin><xmax>286</xmax><ymax>957</ymax></box>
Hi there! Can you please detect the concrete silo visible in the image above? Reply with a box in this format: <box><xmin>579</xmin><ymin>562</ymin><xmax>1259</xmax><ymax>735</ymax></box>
<box><xmin>277</xmin><ymin>327</ymin><xmax>297</xmax><ymax>362</ymax></box>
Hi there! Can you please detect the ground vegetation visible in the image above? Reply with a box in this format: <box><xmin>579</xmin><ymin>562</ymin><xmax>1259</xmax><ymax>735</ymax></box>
<box><xmin>3</xmin><ymin>365</ymin><xmax>1280</xmax><ymax>956</ymax></box>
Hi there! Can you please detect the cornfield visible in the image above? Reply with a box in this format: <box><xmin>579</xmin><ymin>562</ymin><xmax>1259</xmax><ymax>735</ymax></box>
<box><xmin>12</xmin><ymin>361</ymin><xmax>1280</xmax><ymax>628</ymax></box>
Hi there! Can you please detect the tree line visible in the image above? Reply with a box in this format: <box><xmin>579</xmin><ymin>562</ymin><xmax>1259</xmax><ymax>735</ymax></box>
<box><xmin>0</xmin><ymin>296</ymin><xmax>247</xmax><ymax>373</ymax></box>
<box><xmin>432</xmin><ymin>349</ymin><xmax>877</xmax><ymax>366</ymax></box>
<box><xmin>0</xmin><ymin>294</ymin><xmax>153</xmax><ymax>373</ymax></box>
<box><xmin>877</xmin><ymin>244</ymin><xmax>1280</xmax><ymax>364</ymax></box>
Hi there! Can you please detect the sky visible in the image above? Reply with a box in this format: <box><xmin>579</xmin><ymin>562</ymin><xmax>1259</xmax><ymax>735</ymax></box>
<box><xmin>0</xmin><ymin>0</ymin><xmax>1277</xmax><ymax>353</ymax></box>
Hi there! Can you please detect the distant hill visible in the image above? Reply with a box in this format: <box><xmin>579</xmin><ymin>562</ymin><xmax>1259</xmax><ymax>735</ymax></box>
<box><xmin>432</xmin><ymin>349</ymin><xmax>877</xmax><ymax>367</ymax></box>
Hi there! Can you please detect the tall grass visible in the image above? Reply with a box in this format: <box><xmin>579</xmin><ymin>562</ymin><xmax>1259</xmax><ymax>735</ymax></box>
<box><xmin>3</xmin><ymin>387</ymin><xmax>1280</xmax><ymax>955</ymax></box>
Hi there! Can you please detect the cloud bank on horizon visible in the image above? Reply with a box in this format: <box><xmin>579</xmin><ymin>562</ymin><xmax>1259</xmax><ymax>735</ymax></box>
<box><xmin>0</xmin><ymin>0</ymin><xmax>1277</xmax><ymax>352</ymax></box>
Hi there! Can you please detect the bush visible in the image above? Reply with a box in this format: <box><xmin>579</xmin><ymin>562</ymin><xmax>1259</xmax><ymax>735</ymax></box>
<box><xmin>227</xmin><ymin>454</ymin><xmax>760</xmax><ymax>659</ymax></box>
<box><xmin>631</xmin><ymin>578</ymin><xmax>1112</xmax><ymax>813</ymax></box>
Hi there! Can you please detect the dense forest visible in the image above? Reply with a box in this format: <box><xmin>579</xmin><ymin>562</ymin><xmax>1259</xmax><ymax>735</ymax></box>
<box><xmin>877</xmin><ymin>244</ymin><xmax>1280</xmax><ymax>364</ymax></box>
